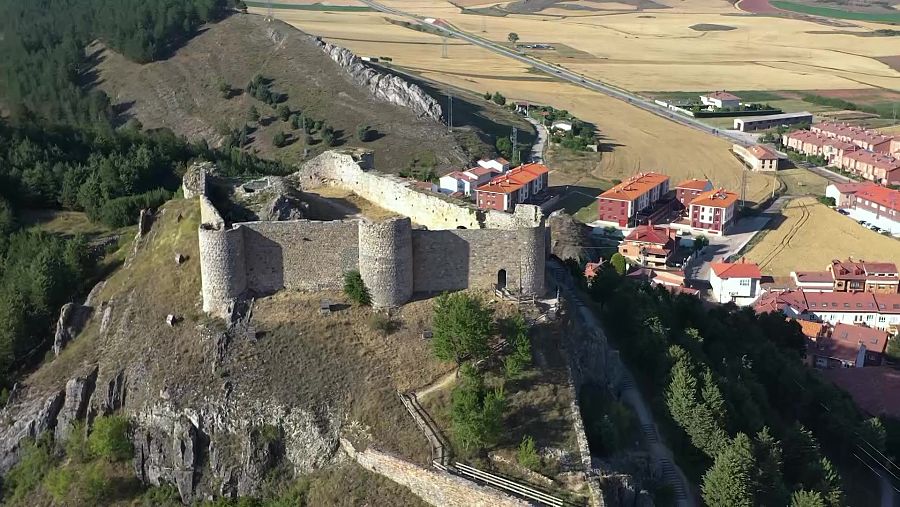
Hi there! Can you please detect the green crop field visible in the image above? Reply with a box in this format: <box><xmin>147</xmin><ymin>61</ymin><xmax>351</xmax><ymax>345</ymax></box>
<box><xmin>770</xmin><ymin>1</ymin><xmax>900</xmax><ymax>22</ymax></box>
<box><xmin>244</xmin><ymin>1</ymin><xmax>374</xmax><ymax>12</ymax></box>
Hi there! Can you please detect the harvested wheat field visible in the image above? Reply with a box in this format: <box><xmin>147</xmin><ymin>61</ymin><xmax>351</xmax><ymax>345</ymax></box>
<box><xmin>744</xmin><ymin>197</ymin><xmax>900</xmax><ymax>277</ymax></box>
<box><xmin>378</xmin><ymin>0</ymin><xmax>900</xmax><ymax>91</ymax></box>
<box><xmin>252</xmin><ymin>8</ymin><xmax>772</xmax><ymax>202</ymax></box>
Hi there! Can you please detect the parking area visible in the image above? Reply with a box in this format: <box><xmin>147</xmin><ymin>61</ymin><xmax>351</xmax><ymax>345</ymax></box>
<box><xmin>842</xmin><ymin>207</ymin><xmax>900</xmax><ymax>237</ymax></box>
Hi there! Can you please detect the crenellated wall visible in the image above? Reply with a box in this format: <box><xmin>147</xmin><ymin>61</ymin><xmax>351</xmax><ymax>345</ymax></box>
<box><xmin>195</xmin><ymin>153</ymin><xmax>547</xmax><ymax>318</ymax></box>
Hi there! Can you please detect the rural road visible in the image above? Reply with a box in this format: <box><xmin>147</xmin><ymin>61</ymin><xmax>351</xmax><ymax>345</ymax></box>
<box><xmin>547</xmin><ymin>259</ymin><xmax>697</xmax><ymax>507</ymax></box>
<box><xmin>524</xmin><ymin>116</ymin><xmax>548</xmax><ymax>163</ymax></box>
<box><xmin>358</xmin><ymin>0</ymin><xmax>759</xmax><ymax>147</ymax></box>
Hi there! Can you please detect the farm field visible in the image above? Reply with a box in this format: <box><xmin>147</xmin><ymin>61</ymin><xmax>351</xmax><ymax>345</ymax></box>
<box><xmin>743</xmin><ymin>197</ymin><xmax>900</xmax><ymax>277</ymax></box>
<box><xmin>770</xmin><ymin>1</ymin><xmax>900</xmax><ymax>22</ymax></box>
<box><xmin>374</xmin><ymin>0</ymin><xmax>900</xmax><ymax>92</ymax></box>
<box><xmin>252</xmin><ymin>6</ymin><xmax>774</xmax><ymax>206</ymax></box>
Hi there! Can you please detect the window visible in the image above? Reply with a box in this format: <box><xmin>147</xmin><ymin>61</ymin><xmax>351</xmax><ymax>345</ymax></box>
<box><xmin>739</xmin><ymin>279</ymin><xmax>750</xmax><ymax>286</ymax></box>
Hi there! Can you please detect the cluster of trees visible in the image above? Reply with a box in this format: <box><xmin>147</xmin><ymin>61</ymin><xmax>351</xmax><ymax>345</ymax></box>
<box><xmin>3</xmin><ymin>416</ymin><xmax>133</xmax><ymax>505</ymax></box>
<box><xmin>246</xmin><ymin>74</ymin><xmax>287</xmax><ymax>108</ymax></box>
<box><xmin>483</xmin><ymin>91</ymin><xmax>507</xmax><ymax>106</ymax></box>
<box><xmin>431</xmin><ymin>292</ymin><xmax>533</xmax><ymax>455</ymax></box>
<box><xmin>0</xmin><ymin>0</ymin><xmax>237</xmax><ymax>127</ymax></box>
<box><xmin>802</xmin><ymin>94</ymin><xmax>891</xmax><ymax>119</ymax></box>
<box><xmin>573</xmin><ymin>262</ymin><xmax>887</xmax><ymax>505</ymax></box>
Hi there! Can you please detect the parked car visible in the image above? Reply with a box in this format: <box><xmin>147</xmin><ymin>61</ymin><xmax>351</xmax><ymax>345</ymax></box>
<box><xmin>859</xmin><ymin>221</ymin><xmax>870</xmax><ymax>226</ymax></box>
<box><xmin>837</xmin><ymin>209</ymin><xmax>850</xmax><ymax>216</ymax></box>
<box><xmin>870</xmin><ymin>225</ymin><xmax>882</xmax><ymax>232</ymax></box>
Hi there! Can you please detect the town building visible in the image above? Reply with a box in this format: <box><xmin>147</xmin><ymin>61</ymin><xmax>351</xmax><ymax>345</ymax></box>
<box><xmin>700</xmin><ymin>91</ymin><xmax>741</xmax><ymax>109</ymax></box>
<box><xmin>709</xmin><ymin>260</ymin><xmax>762</xmax><ymax>305</ymax></box>
<box><xmin>475</xmin><ymin>163</ymin><xmax>549</xmax><ymax>212</ymax></box>
<box><xmin>754</xmin><ymin>290</ymin><xmax>900</xmax><ymax>332</ymax></box>
<box><xmin>596</xmin><ymin>172</ymin><xmax>670</xmax><ymax>227</ymax></box>
<box><xmin>839</xmin><ymin>150</ymin><xmax>900</xmax><ymax>186</ymax></box>
<box><xmin>733</xmin><ymin>111</ymin><xmax>813</xmax><ymax>132</ymax></box>
<box><xmin>790</xmin><ymin>271</ymin><xmax>835</xmax><ymax>292</ymax></box>
<box><xmin>617</xmin><ymin>224</ymin><xmax>679</xmax><ymax>268</ymax></box>
<box><xmin>626</xmin><ymin>267</ymin><xmax>699</xmax><ymax>296</ymax></box>
<box><xmin>551</xmin><ymin>121</ymin><xmax>573</xmax><ymax>132</ymax></box>
<box><xmin>476</xmin><ymin>157</ymin><xmax>510</xmax><ymax>174</ymax></box>
<box><xmin>826</xmin><ymin>182</ymin><xmax>900</xmax><ymax>234</ymax></box>
<box><xmin>782</xmin><ymin>130</ymin><xmax>858</xmax><ymax>166</ymax></box>
<box><xmin>825</xmin><ymin>367</ymin><xmax>900</xmax><ymax>420</ymax></box>
<box><xmin>732</xmin><ymin>144</ymin><xmax>781</xmax><ymax>171</ymax></box>
<box><xmin>687</xmin><ymin>188</ymin><xmax>739</xmax><ymax>235</ymax></box>
<box><xmin>673</xmin><ymin>179</ymin><xmax>713</xmax><ymax>209</ymax></box>
<box><xmin>827</xmin><ymin>258</ymin><xmax>899</xmax><ymax>294</ymax></box>
<box><xmin>810</xmin><ymin>122</ymin><xmax>894</xmax><ymax>155</ymax></box>
<box><xmin>892</xmin><ymin>138</ymin><xmax>900</xmax><ymax>156</ymax></box>
<box><xmin>809</xmin><ymin>323</ymin><xmax>889</xmax><ymax>368</ymax></box>
<box><xmin>438</xmin><ymin>166</ymin><xmax>498</xmax><ymax>196</ymax></box>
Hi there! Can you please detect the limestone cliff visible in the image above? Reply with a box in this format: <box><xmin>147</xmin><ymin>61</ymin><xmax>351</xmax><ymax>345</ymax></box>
<box><xmin>316</xmin><ymin>40</ymin><xmax>443</xmax><ymax>122</ymax></box>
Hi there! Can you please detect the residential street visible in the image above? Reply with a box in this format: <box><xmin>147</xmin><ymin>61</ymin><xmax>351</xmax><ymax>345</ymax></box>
<box><xmin>524</xmin><ymin>115</ymin><xmax>548</xmax><ymax>163</ymax></box>
<box><xmin>548</xmin><ymin>260</ymin><xmax>697</xmax><ymax>507</ymax></box>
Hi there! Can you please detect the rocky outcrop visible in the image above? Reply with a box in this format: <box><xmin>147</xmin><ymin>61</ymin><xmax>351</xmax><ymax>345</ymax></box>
<box><xmin>261</xmin><ymin>194</ymin><xmax>307</xmax><ymax>222</ymax></box>
<box><xmin>316</xmin><ymin>40</ymin><xmax>442</xmax><ymax>122</ymax></box>
<box><xmin>0</xmin><ymin>390</ymin><xmax>65</xmax><ymax>473</ymax></box>
<box><xmin>55</xmin><ymin>368</ymin><xmax>99</xmax><ymax>442</ymax></box>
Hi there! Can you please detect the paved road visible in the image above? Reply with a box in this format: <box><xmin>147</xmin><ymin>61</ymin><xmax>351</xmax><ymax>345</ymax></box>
<box><xmin>359</xmin><ymin>0</ymin><xmax>759</xmax><ymax>147</ymax></box>
<box><xmin>548</xmin><ymin>260</ymin><xmax>697</xmax><ymax>507</ymax></box>
<box><xmin>524</xmin><ymin>116</ymin><xmax>548</xmax><ymax>163</ymax></box>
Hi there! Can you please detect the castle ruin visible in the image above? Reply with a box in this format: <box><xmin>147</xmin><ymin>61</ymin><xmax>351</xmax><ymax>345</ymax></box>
<box><xmin>192</xmin><ymin>151</ymin><xmax>547</xmax><ymax>319</ymax></box>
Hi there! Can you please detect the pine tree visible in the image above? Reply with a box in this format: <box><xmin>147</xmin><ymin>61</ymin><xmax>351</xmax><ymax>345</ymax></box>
<box><xmin>753</xmin><ymin>427</ymin><xmax>788</xmax><ymax>506</ymax></box>
<box><xmin>816</xmin><ymin>457</ymin><xmax>844</xmax><ymax>507</ymax></box>
<box><xmin>431</xmin><ymin>292</ymin><xmax>493</xmax><ymax>366</ymax></box>
<box><xmin>702</xmin><ymin>433</ymin><xmax>755</xmax><ymax>507</ymax></box>
<box><xmin>790</xmin><ymin>490</ymin><xmax>826</xmax><ymax>507</ymax></box>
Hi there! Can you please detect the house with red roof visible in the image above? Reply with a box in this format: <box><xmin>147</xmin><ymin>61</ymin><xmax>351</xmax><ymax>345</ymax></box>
<box><xmin>475</xmin><ymin>163</ymin><xmax>549</xmax><ymax>212</ymax></box>
<box><xmin>617</xmin><ymin>224</ymin><xmax>679</xmax><ymax>268</ymax></box>
<box><xmin>809</xmin><ymin>322</ymin><xmax>889</xmax><ymax>368</ymax></box>
<box><xmin>709</xmin><ymin>259</ymin><xmax>762</xmax><ymax>304</ymax></box>
<box><xmin>700</xmin><ymin>91</ymin><xmax>741</xmax><ymax>109</ymax></box>
<box><xmin>840</xmin><ymin>150</ymin><xmax>900</xmax><ymax>186</ymax></box>
<box><xmin>687</xmin><ymin>188</ymin><xmax>739</xmax><ymax>236</ymax></box>
<box><xmin>732</xmin><ymin>144</ymin><xmax>781</xmax><ymax>172</ymax></box>
<box><xmin>811</xmin><ymin>122</ymin><xmax>894</xmax><ymax>155</ymax></box>
<box><xmin>826</xmin><ymin>182</ymin><xmax>899</xmax><ymax>235</ymax></box>
<box><xmin>827</xmin><ymin>258</ymin><xmax>899</xmax><ymax>294</ymax></box>
<box><xmin>754</xmin><ymin>289</ymin><xmax>900</xmax><ymax>332</ymax></box>
<box><xmin>597</xmin><ymin>172</ymin><xmax>671</xmax><ymax>227</ymax></box>
<box><xmin>673</xmin><ymin>178</ymin><xmax>713</xmax><ymax>208</ymax></box>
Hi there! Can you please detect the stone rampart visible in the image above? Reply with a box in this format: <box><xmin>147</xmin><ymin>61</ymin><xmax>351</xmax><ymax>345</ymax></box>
<box><xmin>342</xmin><ymin>441</ymin><xmax>528</xmax><ymax>507</ymax></box>
<box><xmin>196</xmin><ymin>152</ymin><xmax>548</xmax><ymax>316</ymax></box>
<box><xmin>241</xmin><ymin>220</ymin><xmax>359</xmax><ymax>294</ymax></box>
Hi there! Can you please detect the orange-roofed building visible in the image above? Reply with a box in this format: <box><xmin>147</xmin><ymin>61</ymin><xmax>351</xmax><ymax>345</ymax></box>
<box><xmin>618</xmin><ymin>224</ymin><xmax>679</xmax><ymax>268</ymax></box>
<box><xmin>687</xmin><ymin>188</ymin><xmax>739</xmax><ymax>236</ymax></box>
<box><xmin>597</xmin><ymin>172</ymin><xmax>670</xmax><ymax>227</ymax></box>
<box><xmin>475</xmin><ymin>163</ymin><xmax>549</xmax><ymax>212</ymax></box>
<box><xmin>674</xmin><ymin>178</ymin><xmax>714</xmax><ymax>208</ymax></box>
<box><xmin>709</xmin><ymin>259</ymin><xmax>762</xmax><ymax>304</ymax></box>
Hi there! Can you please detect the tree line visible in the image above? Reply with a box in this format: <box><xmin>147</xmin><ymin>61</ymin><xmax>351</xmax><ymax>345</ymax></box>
<box><xmin>571</xmin><ymin>262</ymin><xmax>887</xmax><ymax>506</ymax></box>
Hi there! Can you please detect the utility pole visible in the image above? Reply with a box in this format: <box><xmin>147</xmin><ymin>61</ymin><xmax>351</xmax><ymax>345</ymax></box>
<box><xmin>447</xmin><ymin>93</ymin><xmax>453</xmax><ymax>132</ymax></box>
<box><xmin>441</xmin><ymin>37</ymin><xmax>448</xmax><ymax>59</ymax></box>
<box><xmin>741</xmin><ymin>170</ymin><xmax>747</xmax><ymax>210</ymax></box>
<box><xmin>266</xmin><ymin>0</ymin><xmax>273</xmax><ymax>21</ymax></box>
<box><xmin>511</xmin><ymin>127</ymin><xmax>518</xmax><ymax>165</ymax></box>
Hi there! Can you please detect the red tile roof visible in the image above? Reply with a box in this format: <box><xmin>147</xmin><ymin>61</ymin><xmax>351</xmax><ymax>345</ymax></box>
<box><xmin>825</xmin><ymin>323</ymin><xmax>889</xmax><ymax>362</ymax></box>
<box><xmin>624</xmin><ymin>224</ymin><xmax>676</xmax><ymax>245</ymax></box>
<box><xmin>475</xmin><ymin>163</ymin><xmax>548</xmax><ymax>195</ymax></box>
<box><xmin>710</xmin><ymin>260</ymin><xmax>761</xmax><ymax>279</ymax></box>
<box><xmin>467</xmin><ymin>166</ymin><xmax>498</xmax><ymax>178</ymax></box>
<box><xmin>804</xmin><ymin>291</ymin><xmax>879</xmax><ymax>312</ymax></box>
<box><xmin>829</xmin><ymin>258</ymin><xmax>899</xmax><ymax>281</ymax></box>
<box><xmin>748</xmin><ymin>144</ymin><xmax>779</xmax><ymax>160</ymax></box>
<box><xmin>824</xmin><ymin>367</ymin><xmax>900</xmax><ymax>419</ymax></box>
<box><xmin>831</xmin><ymin>182</ymin><xmax>871</xmax><ymax>195</ymax></box>
<box><xmin>599</xmin><ymin>172</ymin><xmax>670</xmax><ymax>202</ymax></box>
<box><xmin>689</xmin><ymin>188</ymin><xmax>739</xmax><ymax>209</ymax></box>
<box><xmin>853</xmin><ymin>184</ymin><xmax>900</xmax><ymax>213</ymax></box>
<box><xmin>875</xmin><ymin>293</ymin><xmax>900</xmax><ymax>314</ymax></box>
<box><xmin>704</xmin><ymin>91</ymin><xmax>741</xmax><ymax>101</ymax></box>
<box><xmin>843</xmin><ymin>150</ymin><xmax>900</xmax><ymax>171</ymax></box>
<box><xmin>674</xmin><ymin>178</ymin><xmax>712</xmax><ymax>191</ymax></box>
<box><xmin>446</xmin><ymin>171</ymin><xmax>477</xmax><ymax>182</ymax></box>
<box><xmin>813</xmin><ymin>122</ymin><xmax>894</xmax><ymax>150</ymax></box>
<box><xmin>796</xmin><ymin>319</ymin><xmax>826</xmax><ymax>339</ymax></box>
<box><xmin>793</xmin><ymin>271</ymin><xmax>833</xmax><ymax>284</ymax></box>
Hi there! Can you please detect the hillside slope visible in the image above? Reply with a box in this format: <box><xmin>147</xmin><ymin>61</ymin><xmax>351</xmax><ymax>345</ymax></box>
<box><xmin>95</xmin><ymin>13</ymin><xmax>479</xmax><ymax>173</ymax></box>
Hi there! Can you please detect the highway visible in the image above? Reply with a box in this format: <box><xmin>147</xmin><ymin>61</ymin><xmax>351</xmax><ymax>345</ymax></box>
<box><xmin>358</xmin><ymin>0</ymin><xmax>759</xmax><ymax>147</ymax></box>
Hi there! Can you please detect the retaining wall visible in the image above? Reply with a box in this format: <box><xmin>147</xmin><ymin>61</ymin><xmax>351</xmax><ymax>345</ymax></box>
<box><xmin>342</xmin><ymin>441</ymin><xmax>528</xmax><ymax>507</ymax></box>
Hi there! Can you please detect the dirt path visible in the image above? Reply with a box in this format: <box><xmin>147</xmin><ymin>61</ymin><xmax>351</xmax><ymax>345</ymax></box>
<box><xmin>414</xmin><ymin>368</ymin><xmax>458</xmax><ymax>400</ymax></box>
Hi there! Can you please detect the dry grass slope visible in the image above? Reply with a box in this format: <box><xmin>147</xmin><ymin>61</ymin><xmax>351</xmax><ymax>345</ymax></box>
<box><xmin>744</xmin><ymin>197</ymin><xmax>900</xmax><ymax>276</ymax></box>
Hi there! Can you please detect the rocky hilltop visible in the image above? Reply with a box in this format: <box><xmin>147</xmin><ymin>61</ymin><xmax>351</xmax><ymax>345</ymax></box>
<box><xmin>0</xmin><ymin>197</ymin><xmax>439</xmax><ymax>503</ymax></box>
<box><xmin>316</xmin><ymin>40</ymin><xmax>443</xmax><ymax>122</ymax></box>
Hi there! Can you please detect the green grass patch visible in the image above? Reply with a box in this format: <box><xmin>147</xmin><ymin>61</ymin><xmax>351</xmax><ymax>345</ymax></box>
<box><xmin>244</xmin><ymin>1</ymin><xmax>374</xmax><ymax>11</ymax></box>
<box><xmin>573</xmin><ymin>199</ymin><xmax>599</xmax><ymax>223</ymax></box>
<box><xmin>770</xmin><ymin>1</ymin><xmax>900</xmax><ymax>22</ymax></box>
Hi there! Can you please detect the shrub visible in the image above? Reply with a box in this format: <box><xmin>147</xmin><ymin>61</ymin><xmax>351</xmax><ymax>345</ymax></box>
<box><xmin>88</xmin><ymin>415</ymin><xmax>133</xmax><ymax>462</ymax></box>
<box><xmin>343</xmin><ymin>270</ymin><xmax>371</xmax><ymax>306</ymax></box>
<box><xmin>610</xmin><ymin>253</ymin><xmax>627</xmax><ymax>275</ymax></box>
<box><xmin>492</xmin><ymin>91</ymin><xmax>506</xmax><ymax>106</ymax></box>
<box><xmin>818</xmin><ymin>196</ymin><xmax>836</xmax><ymax>207</ymax></box>
<box><xmin>356</xmin><ymin>124</ymin><xmax>371</xmax><ymax>142</ymax></box>
<box><xmin>96</xmin><ymin>188</ymin><xmax>172</xmax><ymax>228</ymax></box>
<box><xmin>368</xmin><ymin>313</ymin><xmax>398</xmax><ymax>335</ymax></box>
<box><xmin>277</xmin><ymin>105</ymin><xmax>291</xmax><ymax>122</ymax></box>
<box><xmin>3</xmin><ymin>435</ymin><xmax>55</xmax><ymax>503</ymax></box>
<box><xmin>517</xmin><ymin>435</ymin><xmax>540</xmax><ymax>470</ymax></box>
<box><xmin>273</xmin><ymin>131</ymin><xmax>287</xmax><ymax>148</ymax></box>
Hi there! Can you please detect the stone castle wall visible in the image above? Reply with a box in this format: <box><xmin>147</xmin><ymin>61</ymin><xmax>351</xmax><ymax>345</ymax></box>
<box><xmin>342</xmin><ymin>441</ymin><xmax>528</xmax><ymax>507</ymax></box>
<box><xmin>196</xmin><ymin>153</ymin><xmax>547</xmax><ymax>317</ymax></box>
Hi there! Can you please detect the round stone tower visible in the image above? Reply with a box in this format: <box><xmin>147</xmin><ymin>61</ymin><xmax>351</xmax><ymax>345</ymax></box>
<box><xmin>199</xmin><ymin>225</ymin><xmax>247</xmax><ymax>319</ymax></box>
<box><xmin>517</xmin><ymin>225</ymin><xmax>546</xmax><ymax>297</ymax></box>
<box><xmin>358</xmin><ymin>218</ymin><xmax>413</xmax><ymax>307</ymax></box>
